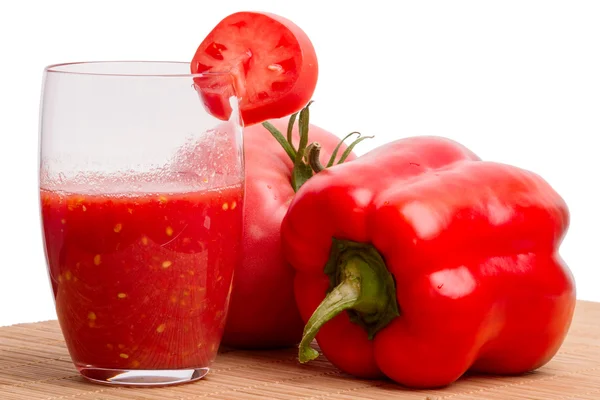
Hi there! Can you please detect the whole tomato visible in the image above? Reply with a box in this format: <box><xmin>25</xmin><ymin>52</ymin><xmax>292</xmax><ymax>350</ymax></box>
<box><xmin>222</xmin><ymin>108</ymin><xmax>360</xmax><ymax>348</ymax></box>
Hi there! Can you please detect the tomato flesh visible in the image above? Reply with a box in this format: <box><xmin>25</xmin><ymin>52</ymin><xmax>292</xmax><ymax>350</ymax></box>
<box><xmin>191</xmin><ymin>12</ymin><xmax>318</xmax><ymax>125</ymax></box>
<box><xmin>41</xmin><ymin>182</ymin><xmax>243</xmax><ymax>370</ymax></box>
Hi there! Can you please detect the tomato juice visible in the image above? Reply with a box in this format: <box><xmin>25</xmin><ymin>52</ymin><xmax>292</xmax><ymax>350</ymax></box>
<box><xmin>40</xmin><ymin>179</ymin><xmax>243</xmax><ymax>371</ymax></box>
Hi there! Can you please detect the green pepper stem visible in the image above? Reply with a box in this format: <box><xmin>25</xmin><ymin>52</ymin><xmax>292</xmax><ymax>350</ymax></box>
<box><xmin>298</xmin><ymin>239</ymin><xmax>400</xmax><ymax>364</ymax></box>
<box><xmin>298</xmin><ymin>277</ymin><xmax>361</xmax><ymax>363</ymax></box>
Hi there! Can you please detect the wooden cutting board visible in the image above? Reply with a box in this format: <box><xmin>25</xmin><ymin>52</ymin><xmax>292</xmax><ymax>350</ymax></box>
<box><xmin>1</xmin><ymin>300</ymin><xmax>599</xmax><ymax>399</ymax></box>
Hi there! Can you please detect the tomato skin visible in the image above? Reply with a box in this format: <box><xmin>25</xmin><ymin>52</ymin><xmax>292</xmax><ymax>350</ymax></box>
<box><xmin>191</xmin><ymin>11</ymin><xmax>318</xmax><ymax>126</ymax></box>
<box><xmin>221</xmin><ymin>117</ymin><xmax>356</xmax><ymax>349</ymax></box>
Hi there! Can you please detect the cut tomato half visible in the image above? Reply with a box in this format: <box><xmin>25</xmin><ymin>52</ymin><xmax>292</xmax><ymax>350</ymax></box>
<box><xmin>191</xmin><ymin>11</ymin><xmax>318</xmax><ymax>126</ymax></box>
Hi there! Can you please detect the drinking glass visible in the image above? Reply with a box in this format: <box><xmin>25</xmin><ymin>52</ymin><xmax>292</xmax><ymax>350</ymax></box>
<box><xmin>38</xmin><ymin>61</ymin><xmax>244</xmax><ymax>386</ymax></box>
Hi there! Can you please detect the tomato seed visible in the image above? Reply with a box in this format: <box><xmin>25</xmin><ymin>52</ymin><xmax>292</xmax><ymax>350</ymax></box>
<box><xmin>278</xmin><ymin>57</ymin><xmax>296</xmax><ymax>72</ymax></box>
<box><xmin>205</xmin><ymin>42</ymin><xmax>227</xmax><ymax>60</ymax></box>
<box><xmin>275</xmin><ymin>35</ymin><xmax>292</xmax><ymax>48</ymax></box>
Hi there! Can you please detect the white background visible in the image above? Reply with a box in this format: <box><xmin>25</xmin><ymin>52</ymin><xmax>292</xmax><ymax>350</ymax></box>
<box><xmin>0</xmin><ymin>0</ymin><xmax>598</xmax><ymax>327</ymax></box>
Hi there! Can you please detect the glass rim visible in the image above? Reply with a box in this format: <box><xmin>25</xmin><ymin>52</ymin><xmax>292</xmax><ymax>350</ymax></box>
<box><xmin>44</xmin><ymin>60</ymin><xmax>232</xmax><ymax>78</ymax></box>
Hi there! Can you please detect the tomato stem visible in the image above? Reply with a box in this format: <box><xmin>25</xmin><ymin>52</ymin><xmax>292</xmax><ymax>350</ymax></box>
<box><xmin>262</xmin><ymin>121</ymin><xmax>297</xmax><ymax>162</ymax></box>
<box><xmin>262</xmin><ymin>101</ymin><xmax>372</xmax><ymax>191</ymax></box>
<box><xmin>337</xmin><ymin>135</ymin><xmax>374</xmax><ymax>165</ymax></box>
<box><xmin>287</xmin><ymin>111</ymin><xmax>299</xmax><ymax>149</ymax></box>
<box><xmin>260</xmin><ymin>102</ymin><xmax>316</xmax><ymax>192</ymax></box>
<box><xmin>326</xmin><ymin>132</ymin><xmax>360</xmax><ymax>167</ymax></box>
<box><xmin>294</xmin><ymin>101</ymin><xmax>312</xmax><ymax>163</ymax></box>
<box><xmin>307</xmin><ymin>135</ymin><xmax>375</xmax><ymax>175</ymax></box>
<box><xmin>307</xmin><ymin>143</ymin><xmax>325</xmax><ymax>173</ymax></box>
<box><xmin>290</xmin><ymin>101</ymin><xmax>315</xmax><ymax>191</ymax></box>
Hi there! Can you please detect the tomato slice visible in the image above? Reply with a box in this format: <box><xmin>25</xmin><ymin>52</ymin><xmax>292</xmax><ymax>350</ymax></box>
<box><xmin>191</xmin><ymin>11</ymin><xmax>318</xmax><ymax>126</ymax></box>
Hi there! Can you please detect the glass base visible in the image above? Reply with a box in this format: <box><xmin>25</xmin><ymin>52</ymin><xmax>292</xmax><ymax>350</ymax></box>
<box><xmin>78</xmin><ymin>366</ymin><xmax>210</xmax><ymax>387</ymax></box>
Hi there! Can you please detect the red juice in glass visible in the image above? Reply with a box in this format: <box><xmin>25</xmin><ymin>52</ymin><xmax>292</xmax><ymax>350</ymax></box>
<box><xmin>41</xmin><ymin>182</ymin><xmax>243</xmax><ymax>371</ymax></box>
<box><xmin>38</xmin><ymin>61</ymin><xmax>244</xmax><ymax>385</ymax></box>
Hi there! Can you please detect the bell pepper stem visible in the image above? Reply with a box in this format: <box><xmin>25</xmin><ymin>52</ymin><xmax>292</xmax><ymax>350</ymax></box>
<box><xmin>298</xmin><ymin>276</ymin><xmax>361</xmax><ymax>363</ymax></box>
<box><xmin>298</xmin><ymin>239</ymin><xmax>400</xmax><ymax>364</ymax></box>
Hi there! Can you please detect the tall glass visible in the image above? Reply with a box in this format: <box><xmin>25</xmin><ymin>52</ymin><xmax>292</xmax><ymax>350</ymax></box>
<box><xmin>38</xmin><ymin>61</ymin><xmax>244</xmax><ymax>386</ymax></box>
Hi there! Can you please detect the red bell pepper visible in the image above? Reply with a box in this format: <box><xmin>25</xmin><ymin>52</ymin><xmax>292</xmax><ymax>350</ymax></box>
<box><xmin>280</xmin><ymin>136</ymin><xmax>576</xmax><ymax>388</ymax></box>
